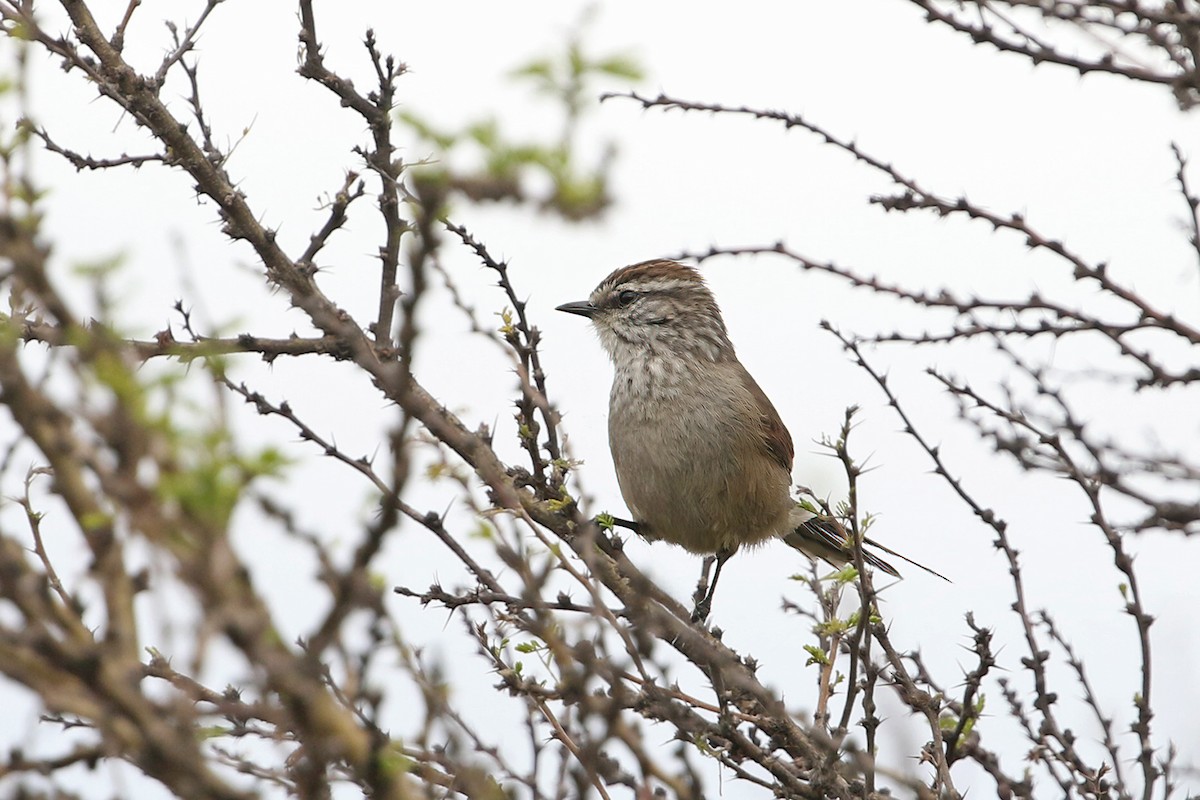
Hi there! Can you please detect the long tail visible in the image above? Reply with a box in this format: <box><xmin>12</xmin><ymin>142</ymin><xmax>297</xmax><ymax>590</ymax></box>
<box><xmin>784</xmin><ymin>510</ymin><xmax>950</xmax><ymax>582</ymax></box>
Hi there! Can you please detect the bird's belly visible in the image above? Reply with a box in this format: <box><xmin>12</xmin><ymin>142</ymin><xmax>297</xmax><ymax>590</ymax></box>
<box><xmin>609</xmin><ymin>398</ymin><xmax>792</xmax><ymax>554</ymax></box>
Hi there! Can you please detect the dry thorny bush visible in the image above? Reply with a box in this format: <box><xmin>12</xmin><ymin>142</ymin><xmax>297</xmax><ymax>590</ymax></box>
<box><xmin>0</xmin><ymin>2</ymin><xmax>1196</xmax><ymax>799</ymax></box>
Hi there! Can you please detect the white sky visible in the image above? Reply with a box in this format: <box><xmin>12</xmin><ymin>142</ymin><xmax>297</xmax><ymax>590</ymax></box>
<box><xmin>3</xmin><ymin>2</ymin><xmax>1199</xmax><ymax>797</ymax></box>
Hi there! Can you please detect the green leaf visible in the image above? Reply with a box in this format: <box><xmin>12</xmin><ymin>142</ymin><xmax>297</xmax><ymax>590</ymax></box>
<box><xmin>376</xmin><ymin>744</ymin><xmax>415</xmax><ymax>778</ymax></box>
<box><xmin>594</xmin><ymin>55</ymin><xmax>644</xmax><ymax>81</ymax></box>
<box><xmin>831</xmin><ymin>565</ymin><xmax>859</xmax><ymax>584</ymax></box>
<box><xmin>803</xmin><ymin>644</ymin><xmax>829</xmax><ymax>666</ymax></box>
<box><xmin>815</xmin><ymin>617</ymin><xmax>850</xmax><ymax>637</ymax></box>
<box><xmin>510</xmin><ymin>58</ymin><xmax>554</xmax><ymax>82</ymax></box>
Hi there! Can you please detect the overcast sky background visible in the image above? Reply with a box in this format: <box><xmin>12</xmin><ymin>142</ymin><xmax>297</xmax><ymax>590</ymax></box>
<box><xmin>3</xmin><ymin>2</ymin><xmax>1199</xmax><ymax>797</ymax></box>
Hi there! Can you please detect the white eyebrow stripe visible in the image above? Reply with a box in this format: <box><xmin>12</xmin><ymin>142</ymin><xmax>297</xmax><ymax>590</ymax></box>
<box><xmin>613</xmin><ymin>278</ymin><xmax>695</xmax><ymax>293</ymax></box>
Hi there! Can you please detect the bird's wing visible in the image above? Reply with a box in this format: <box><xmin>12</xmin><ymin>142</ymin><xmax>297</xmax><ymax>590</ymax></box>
<box><xmin>734</xmin><ymin>363</ymin><xmax>794</xmax><ymax>472</ymax></box>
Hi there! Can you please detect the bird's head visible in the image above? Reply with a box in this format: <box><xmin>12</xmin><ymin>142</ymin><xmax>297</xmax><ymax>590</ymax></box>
<box><xmin>556</xmin><ymin>259</ymin><xmax>733</xmax><ymax>363</ymax></box>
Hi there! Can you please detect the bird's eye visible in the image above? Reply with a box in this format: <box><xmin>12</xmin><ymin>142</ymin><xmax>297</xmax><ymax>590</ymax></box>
<box><xmin>616</xmin><ymin>289</ymin><xmax>639</xmax><ymax>307</ymax></box>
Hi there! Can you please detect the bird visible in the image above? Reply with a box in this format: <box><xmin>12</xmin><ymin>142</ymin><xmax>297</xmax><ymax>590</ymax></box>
<box><xmin>556</xmin><ymin>259</ymin><xmax>946</xmax><ymax>621</ymax></box>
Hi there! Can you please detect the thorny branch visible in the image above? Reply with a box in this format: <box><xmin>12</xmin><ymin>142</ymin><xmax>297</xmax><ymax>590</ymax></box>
<box><xmin>902</xmin><ymin>1</ymin><xmax>1200</xmax><ymax>109</ymax></box>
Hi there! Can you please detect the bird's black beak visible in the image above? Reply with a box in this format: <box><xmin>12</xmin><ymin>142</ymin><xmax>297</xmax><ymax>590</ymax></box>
<box><xmin>555</xmin><ymin>300</ymin><xmax>598</xmax><ymax>318</ymax></box>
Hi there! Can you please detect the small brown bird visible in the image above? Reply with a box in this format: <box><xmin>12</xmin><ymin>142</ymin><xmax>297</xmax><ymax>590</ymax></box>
<box><xmin>558</xmin><ymin>259</ymin><xmax>945</xmax><ymax>621</ymax></box>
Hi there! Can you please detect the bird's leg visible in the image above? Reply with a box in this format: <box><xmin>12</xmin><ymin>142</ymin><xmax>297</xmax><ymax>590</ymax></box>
<box><xmin>691</xmin><ymin>547</ymin><xmax>735</xmax><ymax>623</ymax></box>
<box><xmin>691</xmin><ymin>555</ymin><xmax>717</xmax><ymax>609</ymax></box>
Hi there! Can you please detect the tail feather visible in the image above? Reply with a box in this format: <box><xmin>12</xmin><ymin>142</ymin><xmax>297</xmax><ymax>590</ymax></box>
<box><xmin>784</xmin><ymin>510</ymin><xmax>949</xmax><ymax>583</ymax></box>
<box><xmin>859</xmin><ymin>532</ymin><xmax>950</xmax><ymax>582</ymax></box>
